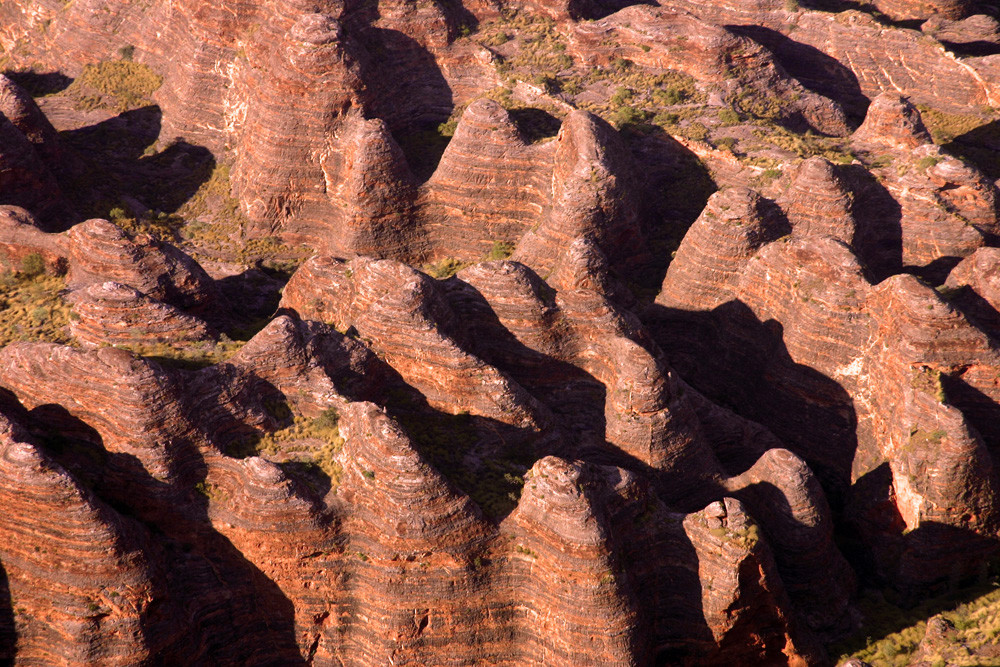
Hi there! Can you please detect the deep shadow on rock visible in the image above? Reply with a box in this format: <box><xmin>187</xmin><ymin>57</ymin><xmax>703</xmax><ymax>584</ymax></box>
<box><xmin>730</xmin><ymin>25</ymin><xmax>869</xmax><ymax>121</ymax></box>
<box><xmin>643</xmin><ymin>299</ymin><xmax>860</xmax><ymax>507</ymax></box>
<box><xmin>58</xmin><ymin>105</ymin><xmax>216</xmax><ymax>222</ymax></box>
<box><xmin>0</xmin><ymin>560</ymin><xmax>13</xmax><ymax>667</ymax></box>
<box><xmin>19</xmin><ymin>393</ymin><xmax>307</xmax><ymax>664</ymax></box>
<box><xmin>621</xmin><ymin>125</ymin><xmax>717</xmax><ymax>291</ymax></box>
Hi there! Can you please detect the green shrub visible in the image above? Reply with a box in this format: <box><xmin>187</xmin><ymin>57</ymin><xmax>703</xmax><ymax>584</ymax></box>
<box><xmin>682</xmin><ymin>122</ymin><xmax>710</xmax><ymax>142</ymax></box>
<box><xmin>19</xmin><ymin>252</ymin><xmax>45</xmax><ymax>278</ymax></box>
<box><xmin>714</xmin><ymin>136</ymin><xmax>737</xmax><ymax>152</ymax></box>
<box><xmin>71</xmin><ymin>60</ymin><xmax>163</xmax><ymax>112</ymax></box>
<box><xmin>613</xmin><ymin>106</ymin><xmax>651</xmax><ymax>128</ymax></box>
<box><xmin>485</xmin><ymin>240</ymin><xmax>515</xmax><ymax>260</ymax></box>
<box><xmin>533</xmin><ymin>74</ymin><xmax>560</xmax><ymax>94</ymax></box>
<box><xmin>917</xmin><ymin>155</ymin><xmax>942</xmax><ymax>171</ymax></box>
<box><xmin>610</xmin><ymin>87</ymin><xmax>634</xmax><ymax>107</ymax></box>
<box><xmin>424</xmin><ymin>257</ymin><xmax>469</xmax><ymax>279</ymax></box>
<box><xmin>653</xmin><ymin>86</ymin><xmax>688</xmax><ymax>105</ymax></box>
<box><xmin>653</xmin><ymin>111</ymin><xmax>680</xmax><ymax>127</ymax></box>
<box><xmin>313</xmin><ymin>407</ymin><xmax>339</xmax><ymax>432</ymax></box>
<box><xmin>481</xmin><ymin>31</ymin><xmax>509</xmax><ymax>47</ymax></box>
<box><xmin>718</xmin><ymin>108</ymin><xmax>740</xmax><ymax>126</ymax></box>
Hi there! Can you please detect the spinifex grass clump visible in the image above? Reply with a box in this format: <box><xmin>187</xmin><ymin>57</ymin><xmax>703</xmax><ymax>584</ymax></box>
<box><xmin>70</xmin><ymin>60</ymin><xmax>162</xmax><ymax>112</ymax></box>
<box><xmin>229</xmin><ymin>408</ymin><xmax>345</xmax><ymax>488</ymax></box>
<box><xmin>0</xmin><ymin>263</ymin><xmax>73</xmax><ymax>347</ymax></box>
<box><xmin>122</xmin><ymin>339</ymin><xmax>246</xmax><ymax>371</ymax></box>
<box><xmin>832</xmin><ymin>581</ymin><xmax>1000</xmax><ymax>667</ymax></box>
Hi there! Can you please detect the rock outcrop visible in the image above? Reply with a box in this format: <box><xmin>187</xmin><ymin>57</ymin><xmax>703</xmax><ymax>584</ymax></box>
<box><xmin>657</xmin><ymin>0</ymin><xmax>1000</xmax><ymax>113</ymax></box>
<box><xmin>65</xmin><ymin>219</ymin><xmax>218</xmax><ymax>312</ymax></box>
<box><xmin>569</xmin><ymin>6</ymin><xmax>850</xmax><ymax>135</ymax></box>
<box><xmin>4</xmin><ymin>0</ymin><xmax>1000</xmax><ymax>664</ymax></box>
<box><xmin>511</xmin><ymin>109</ymin><xmax>644</xmax><ymax>278</ymax></box>
<box><xmin>68</xmin><ymin>281</ymin><xmax>215</xmax><ymax>349</ymax></box>
<box><xmin>652</xmin><ymin>196</ymin><xmax>1000</xmax><ymax>594</ymax></box>
<box><xmin>851</xmin><ymin>95</ymin><xmax>1000</xmax><ymax>279</ymax></box>
<box><xmin>0</xmin><ymin>409</ymin><xmax>159</xmax><ymax>666</ymax></box>
<box><xmin>418</xmin><ymin>99</ymin><xmax>556</xmax><ymax>260</ymax></box>
<box><xmin>872</xmin><ymin>0</ymin><xmax>974</xmax><ymax>22</ymax></box>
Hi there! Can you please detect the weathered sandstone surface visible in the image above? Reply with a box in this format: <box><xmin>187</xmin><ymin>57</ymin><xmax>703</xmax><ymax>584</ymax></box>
<box><xmin>2</xmin><ymin>0</ymin><xmax>1000</xmax><ymax>664</ymax></box>
<box><xmin>652</xmin><ymin>167</ymin><xmax>1000</xmax><ymax>595</ymax></box>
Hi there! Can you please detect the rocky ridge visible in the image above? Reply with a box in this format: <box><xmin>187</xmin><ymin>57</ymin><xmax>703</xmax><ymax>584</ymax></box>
<box><xmin>1</xmin><ymin>0</ymin><xmax>1000</xmax><ymax>665</ymax></box>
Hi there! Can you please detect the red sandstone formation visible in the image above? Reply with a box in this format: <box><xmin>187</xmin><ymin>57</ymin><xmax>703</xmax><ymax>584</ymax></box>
<box><xmin>658</xmin><ymin>187</ymin><xmax>788</xmax><ymax>311</ymax></box>
<box><xmin>654</xmin><ymin>198</ymin><xmax>1000</xmax><ymax>593</ymax></box>
<box><xmin>852</xmin><ymin>94</ymin><xmax>1000</xmax><ymax>278</ymax></box>
<box><xmin>569</xmin><ymin>6</ymin><xmax>850</xmax><ymax>136</ymax></box>
<box><xmin>511</xmin><ymin>109</ymin><xmax>644</xmax><ymax>277</ymax></box>
<box><xmin>943</xmin><ymin>247</ymin><xmax>1000</xmax><ymax>330</ymax></box>
<box><xmin>418</xmin><ymin>99</ymin><xmax>555</xmax><ymax>260</ymax></box>
<box><xmin>0</xmin><ymin>206</ymin><xmax>67</xmax><ymax>273</ymax></box>
<box><xmin>852</xmin><ymin>93</ymin><xmax>934</xmax><ymax>151</ymax></box>
<box><xmin>0</xmin><ymin>75</ymin><xmax>61</xmax><ymax>163</ymax></box>
<box><xmin>0</xmin><ymin>343</ymin><xmax>189</xmax><ymax>481</ymax></box>
<box><xmin>65</xmin><ymin>219</ymin><xmax>219</xmax><ymax>312</ymax></box>
<box><xmin>923</xmin><ymin>13</ymin><xmax>1000</xmax><ymax>48</ymax></box>
<box><xmin>656</xmin><ymin>0</ymin><xmax>1000</xmax><ymax>113</ymax></box>
<box><xmin>778</xmin><ymin>157</ymin><xmax>856</xmax><ymax>244</ymax></box>
<box><xmin>3</xmin><ymin>0</ymin><xmax>1000</xmax><ymax>664</ymax></box>
<box><xmin>280</xmin><ymin>251</ymin><xmax>856</xmax><ymax>643</ymax></box>
<box><xmin>872</xmin><ymin>0</ymin><xmax>975</xmax><ymax>22</ymax></box>
<box><xmin>0</xmin><ymin>309</ymin><xmax>844</xmax><ymax>664</ymax></box>
<box><xmin>318</xmin><ymin>113</ymin><xmax>419</xmax><ymax>258</ymax></box>
<box><xmin>68</xmin><ymin>281</ymin><xmax>215</xmax><ymax>349</ymax></box>
<box><xmin>0</xmin><ymin>408</ymin><xmax>159</xmax><ymax>666</ymax></box>
<box><xmin>280</xmin><ymin>256</ymin><xmax>554</xmax><ymax>448</ymax></box>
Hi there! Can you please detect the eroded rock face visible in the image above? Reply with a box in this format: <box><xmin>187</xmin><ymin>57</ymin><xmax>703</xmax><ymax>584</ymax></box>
<box><xmin>68</xmin><ymin>281</ymin><xmax>215</xmax><ymax>349</ymax></box>
<box><xmin>851</xmin><ymin>95</ymin><xmax>1000</xmax><ymax>279</ymax></box>
<box><xmin>657</xmin><ymin>187</ymin><xmax>788</xmax><ymax>311</ymax></box>
<box><xmin>852</xmin><ymin>94</ymin><xmax>934</xmax><ymax>151</ymax></box>
<box><xmin>0</xmin><ymin>194</ymin><xmax>866</xmax><ymax>663</ymax></box>
<box><xmin>0</xmin><ymin>205</ymin><xmax>68</xmax><ymax>272</ymax></box>
<box><xmin>0</xmin><ymin>75</ymin><xmax>60</xmax><ymax>158</ymax></box>
<box><xmin>651</xmin><ymin>194</ymin><xmax>1000</xmax><ymax>594</ymax></box>
<box><xmin>65</xmin><ymin>219</ymin><xmax>219</xmax><ymax>312</ymax></box>
<box><xmin>3</xmin><ymin>0</ymin><xmax>1000</xmax><ymax>664</ymax></box>
<box><xmin>923</xmin><ymin>13</ymin><xmax>1000</xmax><ymax>49</ymax></box>
<box><xmin>511</xmin><ymin>109</ymin><xmax>645</xmax><ymax>278</ymax></box>
<box><xmin>870</xmin><ymin>0</ymin><xmax>974</xmax><ymax>22</ymax></box>
<box><xmin>0</xmin><ymin>411</ymin><xmax>159</xmax><ymax>665</ymax></box>
<box><xmin>419</xmin><ymin>99</ymin><xmax>556</xmax><ymax>261</ymax></box>
<box><xmin>569</xmin><ymin>6</ymin><xmax>850</xmax><ymax>136</ymax></box>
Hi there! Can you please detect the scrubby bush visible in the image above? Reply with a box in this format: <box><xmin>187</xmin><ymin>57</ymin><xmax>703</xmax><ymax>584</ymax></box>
<box><xmin>72</xmin><ymin>60</ymin><xmax>163</xmax><ymax>112</ymax></box>
<box><xmin>485</xmin><ymin>240</ymin><xmax>515</xmax><ymax>260</ymax></box>
<box><xmin>718</xmin><ymin>108</ymin><xmax>740</xmax><ymax>126</ymax></box>
<box><xmin>714</xmin><ymin>136</ymin><xmax>737</xmax><ymax>152</ymax></box>
<box><xmin>19</xmin><ymin>253</ymin><xmax>45</xmax><ymax>278</ymax></box>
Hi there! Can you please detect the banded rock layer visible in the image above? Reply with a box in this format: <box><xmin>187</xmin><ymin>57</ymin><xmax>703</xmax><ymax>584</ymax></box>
<box><xmin>652</xmin><ymin>190</ymin><xmax>1000</xmax><ymax>592</ymax></box>
<box><xmin>1</xmin><ymin>0</ymin><xmax>1000</xmax><ymax>664</ymax></box>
